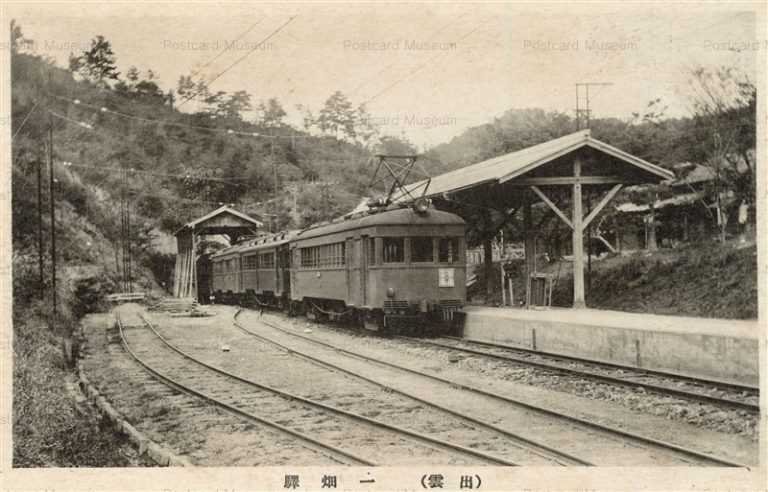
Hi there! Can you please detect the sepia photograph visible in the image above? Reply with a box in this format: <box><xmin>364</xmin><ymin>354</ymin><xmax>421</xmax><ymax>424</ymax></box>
<box><xmin>3</xmin><ymin>1</ymin><xmax>765</xmax><ymax>490</ymax></box>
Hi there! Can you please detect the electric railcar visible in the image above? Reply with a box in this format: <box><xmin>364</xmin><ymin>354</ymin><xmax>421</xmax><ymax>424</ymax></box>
<box><xmin>210</xmin><ymin>230</ymin><xmax>296</xmax><ymax>308</ymax></box>
<box><xmin>209</xmin><ymin>202</ymin><xmax>466</xmax><ymax>334</ymax></box>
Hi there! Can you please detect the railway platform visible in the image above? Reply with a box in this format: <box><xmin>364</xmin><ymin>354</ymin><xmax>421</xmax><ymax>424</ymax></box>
<box><xmin>461</xmin><ymin>307</ymin><xmax>759</xmax><ymax>386</ymax></box>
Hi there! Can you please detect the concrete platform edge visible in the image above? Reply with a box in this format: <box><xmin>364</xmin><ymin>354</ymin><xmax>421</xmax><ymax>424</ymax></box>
<box><xmin>461</xmin><ymin>307</ymin><xmax>759</xmax><ymax>385</ymax></box>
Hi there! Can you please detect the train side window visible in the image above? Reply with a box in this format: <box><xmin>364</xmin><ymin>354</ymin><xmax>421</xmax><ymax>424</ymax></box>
<box><xmin>300</xmin><ymin>248</ymin><xmax>313</xmax><ymax>268</ymax></box>
<box><xmin>243</xmin><ymin>255</ymin><xmax>257</xmax><ymax>270</ymax></box>
<box><xmin>382</xmin><ymin>237</ymin><xmax>404</xmax><ymax>263</ymax></box>
<box><xmin>411</xmin><ymin>237</ymin><xmax>434</xmax><ymax>262</ymax></box>
<box><xmin>439</xmin><ymin>238</ymin><xmax>460</xmax><ymax>263</ymax></box>
<box><xmin>260</xmin><ymin>252</ymin><xmax>275</xmax><ymax>269</ymax></box>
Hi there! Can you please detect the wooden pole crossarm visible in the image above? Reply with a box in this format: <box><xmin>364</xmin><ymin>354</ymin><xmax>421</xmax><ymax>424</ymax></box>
<box><xmin>581</xmin><ymin>184</ymin><xmax>623</xmax><ymax>230</ymax></box>
<box><xmin>530</xmin><ymin>185</ymin><xmax>573</xmax><ymax>229</ymax></box>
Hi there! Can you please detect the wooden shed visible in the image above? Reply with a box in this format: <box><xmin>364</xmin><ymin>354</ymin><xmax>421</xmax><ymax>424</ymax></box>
<box><xmin>173</xmin><ymin>206</ymin><xmax>263</xmax><ymax>298</ymax></box>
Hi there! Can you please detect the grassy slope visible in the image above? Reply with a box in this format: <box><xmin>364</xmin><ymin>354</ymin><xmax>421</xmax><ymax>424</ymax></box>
<box><xmin>579</xmin><ymin>242</ymin><xmax>758</xmax><ymax>319</ymax></box>
<box><xmin>469</xmin><ymin>241</ymin><xmax>758</xmax><ymax>320</ymax></box>
<box><xmin>12</xmin><ymin>306</ymin><xmax>143</xmax><ymax>466</ymax></box>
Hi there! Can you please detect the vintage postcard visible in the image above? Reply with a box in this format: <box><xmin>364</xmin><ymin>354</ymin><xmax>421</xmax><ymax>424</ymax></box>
<box><xmin>2</xmin><ymin>1</ymin><xmax>765</xmax><ymax>490</ymax></box>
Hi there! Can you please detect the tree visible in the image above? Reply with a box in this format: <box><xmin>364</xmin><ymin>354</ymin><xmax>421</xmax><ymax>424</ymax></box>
<box><xmin>177</xmin><ymin>75</ymin><xmax>196</xmax><ymax>99</ymax></box>
<box><xmin>376</xmin><ymin>135</ymin><xmax>417</xmax><ymax>155</ymax></box>
<box><xmin>217</xmin><ymin>90</ymin><xmax>252</xmax><ymax>120</ymax></box>
<box><xmin>354</xmin><ymin>103</ymin><xmax>379</xmax><ymax>147</ymax></box>
<box><xmin>296</xmin><ymin>103</ymin><xmax>316</xmax><ymax>131</ymax></box>
<box><xmin>68</xmin><ymin>35</ymin><xmax>120</xmax><ymax>87</ymax></box>
<box><xmin>126</xmin><ymin>66</ymin><xmax>140</xmax><ymax>84</ymax></box>
<box><xmin>317</xmin><ymin>91</ymin><xmax>356</xmax><ymax>141</ymax></box>
<box><xmin>686</xmin><ymin>65</ymin><xmax>756</xmax><ymax>239</ymax></box>
<box><xmin>10</xmin><ymin>19</ymin><xmax>28</xmax><ymax>53</ymax></box>
<box><xmin>257</xmin><ymin>98</ymin><xmax>287</xmax><ymax>127</ymax></box>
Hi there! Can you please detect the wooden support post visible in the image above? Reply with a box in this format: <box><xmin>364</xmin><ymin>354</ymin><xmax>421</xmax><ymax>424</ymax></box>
<box><xmin>179</xmin><ymin>249</ymin><xmax>186</xmax><ymax>298</ymax></box>
<box><xmin>483</xmin><ymin>237</ymin><xmax>493</xmax><ymax>304</ymax></box>
<box><xmin>190</xmin><ymin>229</ymin><xmax>197</xmax><ymax>298</ymax></box>
<box><xmin>523</xmin><ymin>192</ymin><xmax>535</xmax><ymax>308</ymax></box>
<box><xmin>173</xmin><ymin>252</ymin><xmax>181</xmax><ymax>297</ymax></box>
<box><xmin>572</xmin><ymin>159</ymin><xmax>586</xmax><ymax>308</ymax></box>
<box><xmin>187</xmin><ymin>234</ymin><xmax>194</xmax><ymax>297</ymax></box>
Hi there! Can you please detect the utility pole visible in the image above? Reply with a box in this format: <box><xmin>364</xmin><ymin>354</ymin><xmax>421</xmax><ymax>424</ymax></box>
<box><xmin>37</xmin><ymin>156</ymin><xmax>45</xmax><ymax>298</ymax></box>
<box><xmin>271</xmin><ymin>133</ymin><xmax>278</xmax><ymax>232</ymax></box>
<box><xmin>119</xmin><ymin>168</ymin><xmax>125</xmax><ymax>291</ymax></box>
<box><xmin>48</xmin><ymin>114</ymin><xmax>57</xmax><ymax>327</ymax></box>
<box><xmin>126</xmin><ymin>184</ymin><xmax>132</xmax><ymax>293</ymax></box>
<box><xmin>575</xmin><ymin>82</ymin><xmax>613</xmax><ymax>130</ymax></box>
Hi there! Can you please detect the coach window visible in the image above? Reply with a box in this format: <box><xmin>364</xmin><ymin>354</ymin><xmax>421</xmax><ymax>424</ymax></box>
<box><xmin>260</xmin><ymin>252</ymin><xmax>275</xmax><ymax>269</ymax></box>
<box><xmin>382</xmin><ymin>237</ymin><xmax>404</xmax><ymax>263</ymax></box>
<box><xmin>411</xmin><ymin>237</ymin><xmax>434</xmax><ymax>262</ymax></box>
<box><xmin>244</xmin><ymin>255</ymin><xmax>257</xmax><ymax>270</ymax></box>
<box><xmin>438</xmin><ymin>237</ymin><xmax>460</xmax><ymax>264</ymax></box>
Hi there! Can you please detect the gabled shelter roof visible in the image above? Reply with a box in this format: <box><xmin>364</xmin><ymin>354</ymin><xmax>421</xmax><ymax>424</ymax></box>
<box><xmin>174</xmin><ymin>205</ymin><xmax>263</xmax><ymax>236</ymax></box>
<box><xmin>397</xmin><ymin>130</ymin><xmax>674</xmax><ymax>201</ymax></box>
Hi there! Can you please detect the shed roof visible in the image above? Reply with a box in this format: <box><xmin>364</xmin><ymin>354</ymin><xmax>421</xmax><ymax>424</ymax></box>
<box><xmin>174</xmin><ymin>205</ymin><xmax>263</xmax><ymax>236</ymax></box>
<box><xmin>397</xmin><ymin>130</ymin><xmax>674</xmax><ymax>201</ymax></box>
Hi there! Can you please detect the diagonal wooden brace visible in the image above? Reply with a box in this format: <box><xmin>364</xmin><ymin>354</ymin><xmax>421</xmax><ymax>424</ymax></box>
<box><xmin>582</xmin><ymin>184</ymin><xmax>623</xmax><ymax>230</ymax></box>
<box><xmin>530</xmin><ymin>185</ymin><xmax>573</xmax><ymax>229</ymax></box>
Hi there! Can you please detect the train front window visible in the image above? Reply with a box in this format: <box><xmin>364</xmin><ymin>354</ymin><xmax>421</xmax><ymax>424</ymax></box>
<box><xmin>382</xmin><ymin>237</ymin><xmax>404</xmax><ymax>263</ymax></box>
<box><xmin>411</xmin><ymin>237</ymin><xmax>434</xmax><ymax>262</ymax></box>
<box><xmin>439</xmin><ymin>237</ymin><xmax>460</xmax><ymax>264</ymax></box>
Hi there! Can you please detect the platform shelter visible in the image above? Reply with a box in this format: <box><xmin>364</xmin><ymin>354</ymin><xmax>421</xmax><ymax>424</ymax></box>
<box><xmin>173</xmin><ymin>206</ymin><xmax>262</xmax><ymax>298</ymax></box>
<box><xmin>397</xmin><ymin>130</ymin><xmax>674</xmax><ymax>308</ymax></box>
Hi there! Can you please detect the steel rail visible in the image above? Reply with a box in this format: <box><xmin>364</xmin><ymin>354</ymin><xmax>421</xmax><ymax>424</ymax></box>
<box><xmin>235</xmin><ymin>310</ymin><xmax>748</xmax><ymax>468</ymax></box>
<box><xmin>444</xmin><ymin>336</ymin><xmax>759</xmax><ymax>394</ymax></box>
<box><xmin>402</xmin><ymin>337</ymin><xmax>759</xmax><ymax>412</ymax></box>
<box><xmin>229</xmin><ymin>312</ymin><xmax>590</xmax><ymax>466</ymax></box>
<box><xmin>138</xmin><ymin>314</ymin><xmax>519</xmax><ymax>466</ymax></box>
<box><xmin>116</xmin><ymin>312</ymin><xmax>375</xmax><ymax>466</ymax></box>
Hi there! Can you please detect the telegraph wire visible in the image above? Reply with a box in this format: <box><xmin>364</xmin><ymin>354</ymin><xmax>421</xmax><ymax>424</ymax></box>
<box><xmin>348</xmin><ymin>11</ymin><xmax>471</xmax><ymax>98</ymax></box>
<box><xmin>362</xmin><ymin>18</ymin><xmax>489</xmax><ymax>105</ymax></box>
<box><xmin>47</xmin><ymin>90</ymin><xmax>314</xmax><ymax>139</ymax></box>
<box><xmin>187</xmin><ymin>18</ymin><xmax>266</xmax><ymax>80</ymax></box>
<box><xmin>177</xmin><ymin>15</ymin><xmax>297</xmax><ymax>109</ymax></box>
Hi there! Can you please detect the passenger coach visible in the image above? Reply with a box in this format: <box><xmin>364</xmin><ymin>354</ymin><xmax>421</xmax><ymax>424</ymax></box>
<box><xmin>290</xmin><ymin>201</ymin><xmax>466</xmax><ymax>333</ymax></box>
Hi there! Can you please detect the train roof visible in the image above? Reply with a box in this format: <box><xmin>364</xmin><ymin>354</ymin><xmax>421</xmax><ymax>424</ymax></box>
<box><xmin>210</xmin><ymin>230</ymin><xmax>299</xmax><ymax>259</ymax></box>
<box><xmin>295</xmin><ymin>206</ymin><xmax>465</xmax><ymax>241</ymax></box>
<box><xmin>209</xmin><ymin>207</ymin><xmax>464</xmax><ymax>259</ymax></box>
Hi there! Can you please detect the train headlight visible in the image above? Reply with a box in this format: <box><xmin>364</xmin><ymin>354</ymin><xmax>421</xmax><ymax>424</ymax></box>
<box><xmin>413</xmin><ymin>197</ymin><xmax>430</xmax><ymax>214</ymax></box>
<box><xmin>386</xmin><ymin>287</ymin><xmax>395</xmax><ymax>298</ymax></box>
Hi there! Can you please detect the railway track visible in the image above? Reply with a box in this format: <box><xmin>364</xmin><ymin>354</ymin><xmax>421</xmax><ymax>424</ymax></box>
<box><xmin>406</xmin><ymin>336</ymin><xmax>760</xmax><ymax>412</ymax></box>
<box><xmin>127</xmin><ymin>312</ymin><xmax>582</xmax><ymax>466</ymax></box>
<box><xmin>82</xmin><ymin>312</ymin><xmax>349</xmax><ymax>466</ymax></box>
<box><xmin>233</xmin><ymin>309</ymin><xmax>748</xmax><ymax>467</ymax></box>
<box><xmin>117</xmin><ymin>312</ymin><xmax>373</xmax><ymax>465</ymax></box>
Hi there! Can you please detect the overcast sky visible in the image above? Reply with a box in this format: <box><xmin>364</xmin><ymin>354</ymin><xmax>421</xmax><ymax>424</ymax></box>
<box><xmin>10</xmin><ymin>2</ymin><xmax>762</xmax><ymax>148</ymax></box>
